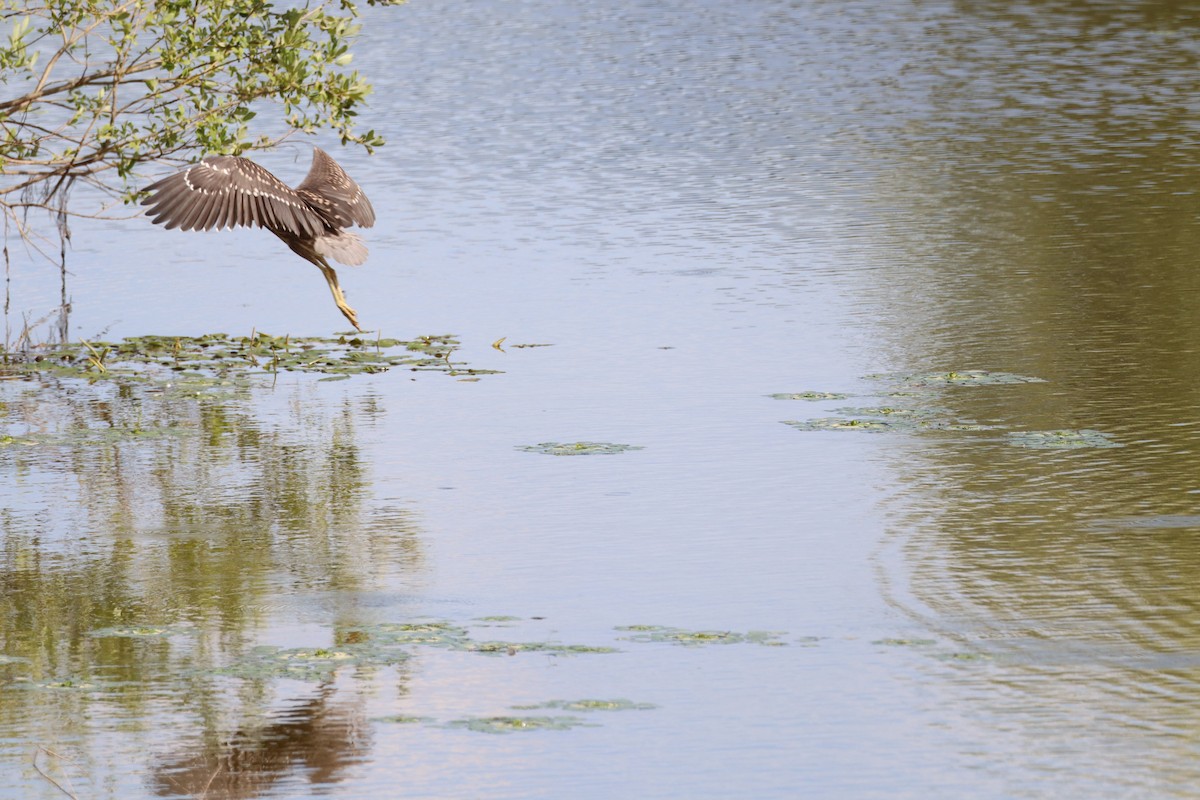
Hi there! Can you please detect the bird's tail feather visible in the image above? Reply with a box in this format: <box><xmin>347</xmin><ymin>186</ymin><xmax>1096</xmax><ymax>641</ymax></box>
<box><xmin>314</xmin><ymin>231</ymin><xmax>368</xmax><ymax>266</ymax></box>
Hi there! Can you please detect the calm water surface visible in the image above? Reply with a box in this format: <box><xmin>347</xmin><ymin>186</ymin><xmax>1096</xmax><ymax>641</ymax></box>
<box><xmin>5</xmin><ymin>1</ymin><xmax>1200</xmax><ymax>797</ymax></box>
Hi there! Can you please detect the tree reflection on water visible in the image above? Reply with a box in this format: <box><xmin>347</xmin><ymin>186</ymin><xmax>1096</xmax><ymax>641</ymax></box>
<box><xmin>0</xmin><ymin>373</ymin><xmax>422</xmax><ymax>795</ymax></box>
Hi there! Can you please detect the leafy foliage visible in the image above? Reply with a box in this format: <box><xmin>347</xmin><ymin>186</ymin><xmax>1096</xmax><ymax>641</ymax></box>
<box><xmin>0</xmin><ymin>0</ymin><xmax>395</xmax><ymax>246</ymax></box>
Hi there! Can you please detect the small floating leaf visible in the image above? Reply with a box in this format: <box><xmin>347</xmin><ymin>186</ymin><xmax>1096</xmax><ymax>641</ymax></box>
<box><xmin>465</xmin><ymin>641</ymin><xmax>617</xmax><ymax>656</ymax></box>
<box><xmin>875</xmin><ymin>370</ymin><xmax>1047</xmax><ymax>386</ymax></box>
<box><xmin>213</xmin><ymin>645</ymin><xmax>394</xmax><ymax>681</ymax></box>
<box><xmin>781</xmin><ymin>418</ymin><xmax>901</xmax><ymax>432</ymax></box>
<box><xmin>1006</xmin><ymin>429</ymin><xmax>1122</xmax><ymax>449</ymax></box>
<box><xmin>832</xmin><ymin>406</ymin><xmax>933</xmax><ymax>418</ymax></box>
<box><xmin>767</xmin><ymin>391</ymin><xmax>850</xmax><ymax>401</ymax></box>
<box><xmin>511</xmin><ymin>699</ymin><xmax>657</xmax><ymax>712</ymax></box>
<box><xmin>3</xmin><ymin>332</ymin><xmax>495</xmax><ymax>388</ymax></box>
<box><xmin>615</xmin><ymin>626</ymin><xmax>785</xmax><ymax>647</ymax></box>
<box><xmin>516</xmin><ymin>441</ymin><xmax>645</xmax><ymax>456</ymax></box>
<box><xmin>88</xmin><ymin>625</ymin><xmax>192</xmax><ymax>639</ymax></box>
<box><xmin>444</xmin><ymin>716</ymin><xmax>597</xmax><ymax>734</ymax></box>
<box><xmin>935</xmin><ymin>651</ymin><xmax>992</xmax><ymax>662</ymax></box>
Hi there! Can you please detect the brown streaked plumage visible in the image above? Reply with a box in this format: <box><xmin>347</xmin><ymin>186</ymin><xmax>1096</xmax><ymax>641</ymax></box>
<box><xmin>141</xmin><ymin>147</ymin><xmax>376</xmax><ymax>331</ymax></box>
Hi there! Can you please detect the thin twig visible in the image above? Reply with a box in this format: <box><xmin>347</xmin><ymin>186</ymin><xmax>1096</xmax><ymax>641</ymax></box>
<box><xmin>32</xmin><ymin>746</ymin><xmax>80</xmax><ymax>800</ymax></box>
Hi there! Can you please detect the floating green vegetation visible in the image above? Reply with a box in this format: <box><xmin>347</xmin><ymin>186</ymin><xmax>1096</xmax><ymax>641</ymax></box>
<box><xmin>12</xmin><ymin>677</ymin><xmax>100</xmax><ymax>692</ymax></box>
<box><xmin>1006</xmin><ymin>429</ymin><xmax>1123</xmax><ymax>450</ymax></box>
<box><xmin>516</xmin><ymin>441</ymin><xmax>645</xmax><ymax>456</ymax></box>
<box><xmin>934</xmin><ymin>651</ymin><xmax>992</xmax><ymax>662</ymax></box>
<box><xmin>777</xmin><ymin>368</ymin><xmax>1120</xmax><ymax>441</ymax></box>
<box><xmin>464</xmin><ymin>641</ymin><xmax>618</xmax><ymax>656</ymax></box>
<box><xmin>88</xmin><ymin>625</ymin><xmax>194</xmax><ymax>639</ymax></box>
<box><xmin>511</xmin><ymin>699</ymin><xmax>657</xmax><ymax>712</ymax></box>
<box><xmin>767</xmin><ymin>391</ymin><xmax>851</xmax><ymax>401</ymax></box>
<box><xmin>213</xmin><ymin>645</ymin><xmax>391</xmax><ymax>682</ymax></box>
<box><xmin>781</xmin><ymin>418</ymin><xmax>904</xmax><ymax>433</ymax></box>
<box><xmin>615</xmin><ymin>626</ymin><xmax>786</xmax><ymax>647</ymax></box>
<box><xmin>873</xmin><ymin>638</ymin><xmax>938</xmax><ymax>647</ymax></box>
<box><xmin>2</xmin><ymin>332</ymin><xmax>499</xmax><ymax>387</ymax></box>
<box><xmin>832</xmin><ymin>406</ymin><xmax>934</xmax><ymax>419</ymax></box>
<box><xmin>374</xmin><ymin>715</ymin><xmax>435</xmax><ymax>725</ymax></box>
<box><xmin>1</xmin><ymin>425</ymin><xmax>195</xmax><ymax>448</ymax></box>
<box><xmin>473</xmin><ymin>615</ymin><xmax>522</xmax><ymax>623</ymax></box>
<box><xmin>210</xmin><ymin>620</ymin><xmax>619</xmax><ymax>682</ymax></box>
<box><xmin>338</xmin><ymin>621</ymin><xmax>472</xmax><ymax>651</ymax></box>
<box><xmin>444</xmin><ymin>715</ymin><xmax>597</xmax><ymax>734</ymax></box>
<box><xmin>874</xmin><ymin>369</ymin><xmax>1047</xmax><ymax>387</ymax></box>
<box><xmin>0</xmin><ymin>434</ymin><xmax>38</xmax><ymax>447</ymax></box>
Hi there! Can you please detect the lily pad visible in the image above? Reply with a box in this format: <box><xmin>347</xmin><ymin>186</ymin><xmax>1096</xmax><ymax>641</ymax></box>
<box><xmin>876</xmin><ymin>369</ymin><xmax>1046</xmax><ymax>386</ymax></box>
<box><xmin>832</xmin><ymin>406</ymin><xmax>933</xmax><ymax>418</ymax></box>
<box><xmin>516</xmin><ymin>441</ymin><xmax>645</xmax><ymax>456</ymax></box>
<box><xmin>781</xmin><ymin>418</ymin><xmax>904</xmax><ymax>432</ymax></box>
<box><xmin>339</xmin><ymin>621</ymin><xmax>472</xmax><ymax>650</ymax></box>
<box><xmin>767</xmin><ymin>391</ymin><xmax>851</xmax><ymax>401</ymax></box>
<box><xmin>511</xmin><ymin>698</ymin><xmax>657</xmax><ymax>712</ymax></box>
<box><xmin>443</xmin><ymin>715</ymin><xmax>597</xmax><ymax>734</ymax></box>
<box><xmin>16</xmin><ymin>677</ymin><xmax>100</xmax><ymax>692</ymax></box>
<box><xmin>1006</xmin><ymin>429</ymin><xmax>1122</xmax><ymax>449</ymax></box>
<box><xmin>2</xmin><ymin>332</ymin><xmax>494</xmax><ymax>388</ymax></box>
<box><xmin>335</xmin><ymin>621</ymin><xmax>616</xmax><ymax>658</ymax></box>
<box><xmin>935</xmin><ymin>651</ymin><xmax>992</xmax><ymax>662</ymax></box>
<box><xmin>464</xmin><ymin>641</ymin><xmax>617</xmax><ymax>656</ymax></box>
<box><xmin>615</xmin><ymin>626</ymin><xmax>786</xmax><ymax>647</ymax></box>
<box><xmin>873</xmin><ymin>638</ymin><xmax>938</xmax><ymax>647</ymax></box>
<box><xmin>88</xmin><ymin>625</ymin><xmax>194</xmax><ymax>639</ymax></box>
<box><xmin>213</xmin><ymin>645</ymin><xmax>397</xmax><ymax>681</ymax></box>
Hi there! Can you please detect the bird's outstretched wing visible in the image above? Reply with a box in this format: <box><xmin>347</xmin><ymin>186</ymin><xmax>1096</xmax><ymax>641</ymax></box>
<box><xmin>141</xmin><ymin>155</ymin><xmax>327</xmax><ymax>238</ymax></box>
<box><xmin>295</xmin><ymin>147</ymin><xmax>376</xmax><ymax>230</ymax></box>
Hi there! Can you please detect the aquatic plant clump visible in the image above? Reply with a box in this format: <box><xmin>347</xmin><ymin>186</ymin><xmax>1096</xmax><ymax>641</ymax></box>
<box><xmin>873</xmin><ymin>369</ymin><xmax>1048</xmax><ymax>387</ymax></box>
<box><xmin>443</xmin><ymin>715</ymin><xmax>598</xmax><ymax>734</ymax></box>
<box><xmin>780</xmin><ymin>368</ymin><xmax>1118</xmax><ymax>449</ymax></box>
<box><xmin>2</xmin><ymin>332</ymin><xmax>498</xmax><ymax>386</ymax></box>
<box><xmin>87</xmin><ymin>625</ymin><xmax>196</xmax><ymax>639</ymax></box>
<box><xmin>780</xmin><ymin>418</ymin><xmax>903</xmax><ymax>433</ymax></box>
<box><xmin>511</xmin><ymin>699</ymin><xmax>657</xmax><ymax>712</ymax></box>
<box><xmin>615</xmin><ymin>626</ymin><xmax>786</xmax><ymax>647</ymax></box>
<box><xmin>767</xmin><ymin>391</ymin><xmax>851</xmax><ymax>401</ymax></box>
<box><xmin>516</xmin><ymin>441</ymin><xmax>645</xmax><ymax>456</ymax></box>
<box><xmin>465</xmin><ymin>641</ymin><xmax>618</xmax><ymax>656</ymax></box>
<box><xmin>212</xmin><ymin>645</ymin><xmax>377</xmax><ymax>681</ymax></box>
<box><xmin>1006</xmin><ymin>429</ymin><xmax>1123</xmax><ymax>449</ymax></box>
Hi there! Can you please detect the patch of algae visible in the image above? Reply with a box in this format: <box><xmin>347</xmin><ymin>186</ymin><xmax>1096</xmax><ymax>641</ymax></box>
<box><xmin>1</xmin><ymin>332</ymin><xmax>500</xmax><ymax>387</ymax></box>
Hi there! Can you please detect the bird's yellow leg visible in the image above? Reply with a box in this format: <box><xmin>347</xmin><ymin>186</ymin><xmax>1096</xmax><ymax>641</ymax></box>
<box><xmin>315</xmin><ymin>263</ymin><xmax>362</xmax><ymax>332</ymax></box>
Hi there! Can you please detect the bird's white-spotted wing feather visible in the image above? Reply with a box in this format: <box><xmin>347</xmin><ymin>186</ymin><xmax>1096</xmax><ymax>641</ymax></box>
<box><xmin>141</xmin><ymin>155</ymin><xmax>327</xmax><ymax>238</ymax></box>
<box><xmin>296</xmin><ymin>147</ymin><xmax>376</xmax><ymax>229</ymax></box>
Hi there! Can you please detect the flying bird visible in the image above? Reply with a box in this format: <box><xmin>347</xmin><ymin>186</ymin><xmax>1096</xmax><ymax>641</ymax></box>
<box><xmin>141</xmin><ymin>147</ymin><xmax>376</xmax><ymax>331</ymax></box>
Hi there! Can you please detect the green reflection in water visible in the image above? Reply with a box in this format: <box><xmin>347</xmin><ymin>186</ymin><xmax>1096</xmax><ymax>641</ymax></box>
<box><xmin>835</xmin><ymin>5</ymin><xmax>1200</xmax><ymax>790</ymax></box>
<box><xmin>0</xmin><ymin>361</ymin><xmax>431</xmax><ymax>795</ymax></box>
